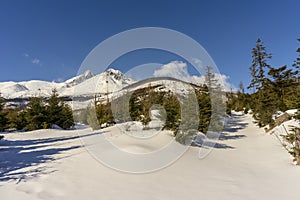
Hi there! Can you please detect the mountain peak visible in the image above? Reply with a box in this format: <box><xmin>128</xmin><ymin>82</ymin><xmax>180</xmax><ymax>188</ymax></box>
<box><xmin>0</xmin><ymin>68</ymin><xmax>135</xmax><ymax>99</ymax></box>
<box><xmin>83</xmin><ymin>70</ymin><xmax>93</xmax><ymax>77</ymax></box>
<box><xmin>104</xmin><ymin>68</ymin><xmax>128</xmax><ymax>81</ymax></box>
<box><xmin>65</xmin><ymin>70</ymin><xmax>95</xmax><ymax>86</ymax></box>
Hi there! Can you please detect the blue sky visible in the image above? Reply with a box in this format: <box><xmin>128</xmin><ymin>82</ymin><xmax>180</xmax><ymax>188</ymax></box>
<box><xmin>0</xmin><ymin>0</ymin><xmax>299</xmax><ymax>90</ymax></box>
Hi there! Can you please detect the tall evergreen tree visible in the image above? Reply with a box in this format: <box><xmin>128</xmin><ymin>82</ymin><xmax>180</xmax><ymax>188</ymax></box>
<box><xmin>248</xmin><ymin>38</ymin><xmax>274</xmax><ymax>127</ymax></box>
<box><xmin>25</xmin><ymin>97</ymin><xmax>48</xmax><ymax>131</ymax></box>
<box><xmin>204</xmin><ymin>66</ymin><xmax>225</xmax><ymax>132</ymax></box>
<box><xmin>6</xmin><ymin>108</ymin><xmax>27</xmax><ymax>130</ymax></box>
<box><xmin>248</xmin><ymin>38</ymin><xmax>272</xmax><ymax>91</ymax></box>
<box><xmin>292</xmin><ymin>38</ymin><xmax>300</xmax><ymax>72</ymax></box>
<box><xmin>0</xmin><ymin>94</ymin><xmax>8</xmax><ymax>131</ymax></box>
<box><xmin>47</xmin><ymin>89</ymin><xmax>62</xmax><ymax>126</ymax></box>
<box><xmin>293</xmin><ymin>39</ymin><xmax>300</xmax><ymax>118</ymax></box>
<box><xmin>196</xmin><ymin>86</ymin><xmax>212</xmax><ymax>133</ymax></box>
<box><xmin>268</xmin><ymin>65</ymin><xmax>297</xmax><ymax>111</ymax></box>
<box><xmin>86</xmin><ymin>102</ymin><xmax>100</xmax><ymax>130</ymax></box>
<box><xmin>162</xmin><ymin>92</ymin><xmax>181</xmax><ymax>134</ymax></box>
<box><xmin>47</xmin><ymin>89</ymin><xmax>74</xmax><ymax>129</ymax></box>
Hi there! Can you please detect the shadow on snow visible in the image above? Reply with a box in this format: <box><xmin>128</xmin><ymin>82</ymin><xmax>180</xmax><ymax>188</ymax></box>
<box><xmin>192</xmin><ymin>112</ymin><xmax>248</xmax><ymax>149</ymax></box>
<box><xmin>0</xmin><ymin>130</ymin><xmax>103</xmax><ymax>183</ymax></box>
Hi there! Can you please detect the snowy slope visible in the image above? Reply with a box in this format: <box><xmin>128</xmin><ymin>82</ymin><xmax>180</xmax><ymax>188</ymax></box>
<box><xmin>1</xmin><ymin>112</ymin><xmax>300</xmax><ymax>200</ymax></box>
<box><xmin>64</xmin><ymin>69</ymin><xmax>135</xmax><ymax>96</ymax></box>
<box><xmin>0</xmin><ymin>69</ymin><xmax>134</xmax><ymax>99</ymax></box>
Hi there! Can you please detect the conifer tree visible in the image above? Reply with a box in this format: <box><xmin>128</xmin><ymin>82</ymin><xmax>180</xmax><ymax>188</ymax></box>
<box><xmin>86</xmin><ymin>103</ymin><xmax>100</xmax><ymax>130</ymax></box>
<box><xmin>6</xmin><ymin>108</ymin><xmax>27</xmax><ymax>130</ymax></box>
<box><xmin>292</xmin><ymin>39</ymin><xmax>300</xmax><ymax>119</ymax></box>
<box><xmin>292</xmin><ymin>38</ymin><xmax>300</xmax><ymax>71</ymax></box>
<box><xmin>248</xmin><ymin>38</ymin><xmax>272</xmax><ymax>91</ymax></box>
<box><xmin>248</xmin><ymin>38</ymin><xmax>274</xmax><ymax>127</ymax></box>
<box><xmin>25</xmin><ymin>97</ymin><xmax>48</xmax><ymax>131</ymax></box>
<box><xmin>111</xmin><ymin>90</ymin><xmax>131</xmax><ymax>123</ymax></box>
<box><xmin>95</xmin><ymin>100</ymin><xmax>115</xmax><ymax>128</ymax></box>
<box><xmin>162</xmin><ymin>92</ymin><xmax>181</xmax><ymax>134</ymax></box>
<box><xmin>204</xmin><ymin>66</ymin><xmax>225</xmax><ymax>132</ymax></box>
<box><xmin>196</xmin><ymin>86</ymin><xmax>211</xmax><ymax>133</ymax></box>
<box><xmin>47</xmin><ymin>89</ymin><xmax>74</xmax><ymax>129</ymax></box>
<box><xmin>268</xmin><ymin>65</ymin><xmax>297</xmax><ymax>111</ymax></box>
<box><xmin>47</xmin><ymin>89</ymin><xmax>62</xmax><ymax>126</ymax></box>
<box><xmin>0</xmin><ymin>94</ymin><xmax>7</xmax><ymax>131</ymax></box>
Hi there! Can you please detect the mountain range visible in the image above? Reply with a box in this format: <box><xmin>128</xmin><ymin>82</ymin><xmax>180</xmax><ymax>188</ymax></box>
<box><xmin>0</xmin><ymin>69</ymin><xmax>135</xmax><ymax>99</ymax></box>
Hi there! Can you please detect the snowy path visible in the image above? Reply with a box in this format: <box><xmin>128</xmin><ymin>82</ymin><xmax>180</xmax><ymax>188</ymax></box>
<box><xmin>1</xmin><ymin>112</ymin><xmax>300</xmax><ymax>200</ymax></box>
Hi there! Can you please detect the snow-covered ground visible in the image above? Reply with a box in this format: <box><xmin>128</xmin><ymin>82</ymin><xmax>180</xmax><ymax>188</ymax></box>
<box><xmin>1</xmin><ymin>112</ymin><xmax>300</xmax><ymax>200</ymax></box>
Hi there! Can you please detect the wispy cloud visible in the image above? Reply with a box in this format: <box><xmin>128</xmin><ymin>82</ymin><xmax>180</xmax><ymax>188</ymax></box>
<box><xmin>31</xmin><ymin>58</ymin><xmax>41</xmax><ymax>65</ymax></box>
<box><xmin>191</xmin><ymin>58</ymin><xmax>203</xmax><ymax>68</ymax></box>
<box><xmin>22</xmin><ymin>53</ymin><xmax>29</xmax><ymax>57</ymax></box>
<box><xmin>22</xmin><ymin>53</ymin><xmax>42</xmax><ymax>66</ymax></box>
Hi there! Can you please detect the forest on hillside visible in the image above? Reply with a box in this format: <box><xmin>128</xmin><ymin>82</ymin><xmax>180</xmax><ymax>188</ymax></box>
<box><xmin>1</xmin><ymin>38</ymin><xmax>299</xmax><ymax>162</ymax></box>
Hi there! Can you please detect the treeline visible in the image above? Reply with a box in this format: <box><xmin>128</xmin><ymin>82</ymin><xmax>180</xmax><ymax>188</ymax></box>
<box><xmin>226</xmin><ymin>38</ymin><xmax>300</xmax><ymax>165</ymax></box>
<box><xmin>227</xmin><ymin>38</ymin><xmax>300</xmax><ymax>127</ymax></box>
<box><xmin>0</xmin><ymin>89</ymin><xmax>74</xmax><ymax>132</ymax></box>
<box><xmin>80</xmin><ymin>68</ymin><xmax>226</xmax><ymax>144</ymax></box>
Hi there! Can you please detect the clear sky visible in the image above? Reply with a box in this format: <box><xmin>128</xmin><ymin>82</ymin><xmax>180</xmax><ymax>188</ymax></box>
<box><xmin>0</xmin><ymin>0</ymin><xmax>299</xmax><ymax>89</ymax></box>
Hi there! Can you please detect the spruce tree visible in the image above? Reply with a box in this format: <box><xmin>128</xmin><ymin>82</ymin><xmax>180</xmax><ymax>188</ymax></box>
<box><xmin>248</xmin><ymin>38</ymin><xmax>272</xmax><ymax>92</ymax></box>
<box><xmin>0</xmin><ymin>94</ymin><xmax>7</xmax><ymax>132</ymax></box>
<box><xmin>47</xmin><ymin>89</ymin><xmax>74</xmax><ymax>129</ymax></box>
<box><xmin>268</xmin><ymin>65</ymin><xmax>297</xmax><ymax>111</ymax></box>
<box><xmin>162</xmin><ymin>91</ymin><xmax>181</xmax><ymax>134</ymax></box>
<box><xmin>292</xmin><ymin>38</ymin><xmax>300</xmax><ymax>71</ymax></box>
<box><xmin>86</xmin><ymin>103</ymin><xmax>100</xmax><ymax>130</ymax></box>
<box><xmin>58</xmin><ymin>104</ymin><xmax>74</xmax><ymax>129</ymax></box>
<box><xmin>6</xmin><ymin>108</ymin><xmax>27</xmax><ymax>130</ymax></box>
<box><xmin>204</xmin><ymin>66</ymin><xmax>225</xmax><ymax>133</ymax></box>
<box><xmin>292</xmin><ymin>39</ymin><xmax>300</xmax><ymax>118</ymax></box>
<box><xmin>95</xmin><ymin>98</ymin><xmax>115</xmax><ymax>129</ymax></box>
<box><xmin>196</xmin><ymin>86</ymin><xmax>211</xmax><ymax>133</ymax></box>
<box><xmin>47</xmin><ymin>89</ymin><xmax>62</xmax><ymax>126</ymax></box>
<box><xmin>25</xmin><ymin>97</ymin><xmax>48</xmax><ymax>131</ymax></box>
<box><xmin>248</xmin><ymin>38</ymin><xmax>274</xmax><ymax>127</ymax></box>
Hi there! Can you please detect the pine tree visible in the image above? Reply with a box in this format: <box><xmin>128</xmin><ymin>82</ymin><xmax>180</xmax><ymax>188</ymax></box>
<box><xmin>47</xmin><ymin>89</ymin><xmax>62</xmax><ymax>126</ymax></box>
<box><xmin>95</xmin><ymin>100</ymin><xmax>115</xmax><ymax>129</ymax></box>
<box><xmin>204</xmin><ymin>66</ymin><xmax>225</xmax><ymax>133</ymax></box>
<box><xmin>47</xmin><ymin>89</ymin><xmax>74</xmax><ymax>129</ymax></box>
<box><xmin>180</xmin><ymin>92</ymin><xmax>199</xmax><ymax>131</ymax></box>
<box><xmin>25</xmin><ymin>97</ymin><xmax>48</xmax><ymax>131</ymax></box>
<box><xmin>0</xmin><ymin>94</ymin><xmax>8</xmax><ymax>131</ymax></box>
<box><xmin>248</xmin><ymin>38</ymin><xmax>274</xmax><ymax>127</ymax></box>
<box><xmin>283</xmin><ymin>125</ymin><xmax>300</xmax><ymax>165</ymax></box>
<box><xmin>196</xmin><ymin>86</ymin><xmax>211</xmax><ymax>133</ymax></box>
<box><xmin>162</xmin><ymin>91</ymin><xmax>181</xmax><ymax>134</ymax></box>
<box><xmin>292</xmin><ymin>39</ymin><xmax>300</xmax><ymax>118</ymax></box>
<box><xmin>248</xmin><ymin>38</ymin><xmax>272</xmax><ymax>92</ymax></box>
<box><xmin>111</xmin><ymin>90</ymin><xmax>131</xmax><ymax>123</ymax></box>
<box><xmin>6</xmin><ymin>108</ymin><xmax>27</xmax><ymax>130</ymax></box>
<box><xmin>268</xmin><ymin>65</ymin><xmax>297</xmax><ymax>111</ymax></box>
<box><xmin>204</xmin><ymin>66</ymin><xmax>219</xmax><ymax>90</ymax></box>
<box><xmin>58</xmin><ymin>104</ymin><xmax>74</xmax><ymax>129</ymax></box>
<box><xmin>292</xmin><ymin>38</ymin><xmax>300</xmax><ymax>71</ymax></box>
<box><xmin>86</xmin><ymin>103</ymin><xmax>100</xmax><ymax>130</ymax></box>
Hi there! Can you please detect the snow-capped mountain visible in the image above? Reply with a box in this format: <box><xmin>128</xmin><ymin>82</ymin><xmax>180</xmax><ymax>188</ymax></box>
<box><xmin>0</xmin><ymin>69</ymin><xmax>135</xmax><ymax>99</ymax></box>
<box><xmin>0</xmin><ymin>68</ymin><xmax>219</xmax><ymax>110</ymax></box>
<box><xmin>64</xmin><ymin>70</ymin><xmax>95</xmax><ymax>87</ymax></box>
